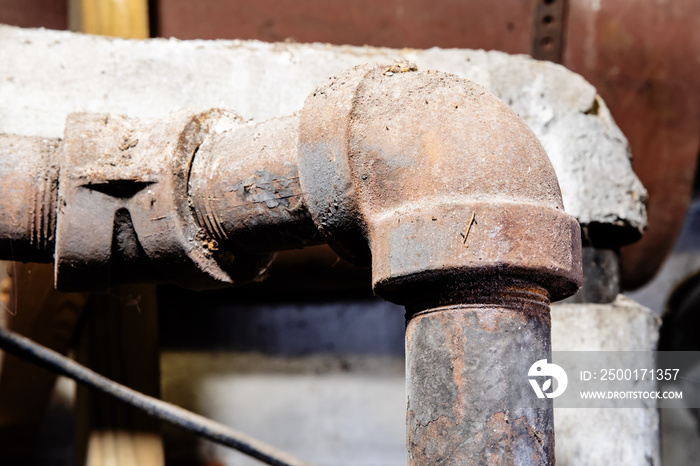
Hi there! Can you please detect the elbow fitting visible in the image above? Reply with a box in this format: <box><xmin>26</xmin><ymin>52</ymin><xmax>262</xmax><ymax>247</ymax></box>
<box><xmin>298</xmin><ymin>65</ymin><xmax>582</xmax><ymax>309</ymax></box>
<box><xmin>0</xmin><ymin>61</ymin><xmax>583</xmax><ymax>465</ymax></box>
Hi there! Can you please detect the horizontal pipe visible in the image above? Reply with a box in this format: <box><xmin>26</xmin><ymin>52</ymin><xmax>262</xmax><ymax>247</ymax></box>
<box><xmin>0</xmin><ymin>134</ymin><xmax>60</xmax><ymax>263</ymax></box>
<box><xmin>188</xmin><ymin>115</ymin><xmax>322</xmax><ymax>254</ymax></box>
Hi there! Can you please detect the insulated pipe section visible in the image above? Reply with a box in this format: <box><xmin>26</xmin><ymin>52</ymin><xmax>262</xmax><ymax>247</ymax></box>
<box><xmin>297</xmin><ymin>64</ymin><xmax>582</xmax><ymax>465</ymax></box>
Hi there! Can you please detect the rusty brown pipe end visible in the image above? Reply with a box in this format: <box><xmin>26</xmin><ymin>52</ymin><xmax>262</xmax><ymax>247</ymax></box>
<box><xmin>188</xmin><ymin>114</ymin><xmax>322</xmax><ymax>255</ymax></box>
<box><xmin>0</xmin><ymin>134</ymin><xmax>60</xmax><ymax>263</ymax></box>
<box><xmin>53</xmin><ymin>109</ymin><xmax>276</xmax><ymax>291</ymax></box>
<box><xmin>406</xmin><ymin>281</ymin><xmax>555</xmax><ymax>465</ymax></box>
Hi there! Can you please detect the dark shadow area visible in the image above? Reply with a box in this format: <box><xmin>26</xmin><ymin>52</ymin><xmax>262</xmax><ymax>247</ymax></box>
<box><xmin>158</xmin><ymin>284</ymin><xmax>405</xmax><ymax>356</ymax></box>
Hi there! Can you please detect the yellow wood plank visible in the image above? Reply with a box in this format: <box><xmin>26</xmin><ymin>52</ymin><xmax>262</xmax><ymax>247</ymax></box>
<box><xmin>70</xmin><ymin>0</ymin><xmax>150</xmax><ymax>39</ymax></box>
<box><xmin>75</xmin><ymin>285</ymin><xmax>165</xmax><ymax>466</ymax></box>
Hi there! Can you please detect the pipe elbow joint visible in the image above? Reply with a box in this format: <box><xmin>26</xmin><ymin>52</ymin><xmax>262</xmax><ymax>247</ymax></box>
<box><xmin>298</xmin><ymin>64</ymin><xmax>582</xmax><ymax>309</ymax></box>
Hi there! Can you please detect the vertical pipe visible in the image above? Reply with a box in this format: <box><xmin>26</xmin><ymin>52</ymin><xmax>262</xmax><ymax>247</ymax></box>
<box><xmin>405</xmin><ymin>280</ymin><xmax>554</xmax><ymax>465</ymax></box>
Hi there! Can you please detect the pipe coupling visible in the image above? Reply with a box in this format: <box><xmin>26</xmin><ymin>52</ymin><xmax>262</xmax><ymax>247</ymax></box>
<box><xmin>55</xmin><ymin>109</ymin><xmax>273</xmax><ymax>291</ymax></box>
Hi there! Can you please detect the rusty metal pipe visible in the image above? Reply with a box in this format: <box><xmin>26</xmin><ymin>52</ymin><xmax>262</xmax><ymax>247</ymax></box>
<box><xmin>297</xmin><ymin>64</ymin><xmax>581</xmax><ymax>465</ymax></box>
<box><xmin>0</xmin><ymin>135</ymin><xmax>59</xmax><ymax>263</ymax></box>
<box><xmin>0</xmin><ymin>64</ymin><xmax>581</xmax><ymax>464</ymax></box>
<box><xmin>188</xmin><ymin>114</ymin><xmax>321</xmax><ymax>254</ymax></box>
<box><xmin>0</xmin><ymin>112</ymin><xmax>320</xmax><ymax>290</ymax></box>
<box><xmin>405</xmin><ymin>280</ymin><xmax>554</xmax><ymax>464</ymax></box>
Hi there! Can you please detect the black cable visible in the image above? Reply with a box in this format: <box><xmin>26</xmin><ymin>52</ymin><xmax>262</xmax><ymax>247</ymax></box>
<box><xmin>0</xmin><ymin>325</ymin><xmax>314</xmax><ymax>466</ymax></box>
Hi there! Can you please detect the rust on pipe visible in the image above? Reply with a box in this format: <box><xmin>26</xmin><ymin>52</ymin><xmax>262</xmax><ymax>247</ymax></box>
<box><xmin>0</xmin><ymin>135</ymin><xmax>59</xmax><ymax>263</ymax></box>
<box><xmin>0</xmin><ymin>64</ymin><xmax>581</xmax><ymax>464</ymax></box>
<box><xmin>0</xmin><ymin>112</ymin><xmax>318</xmax><ymax>290</ymax></box>
<box><xmin>188</xmin><ymin>114</ymin><xmax>321</xmax><ymax>254</ymax></box>
<box><xmin>297</xmin><ymin>64</ymin><xmax>581</xmax><ymax>465</ymax></box>
<box><xmin>52</xmin><ymin>109</ymin><xmax>276</xmax><ymax>291</ymax></box>
<box><xmin>298</xmin><ymin>64</ymin><xmax>581</xmax><ymax>303</ymax></box>
<box><xmin>406</xmin><ymin>281</ymin><xmax>554</xmax><ymax>464</ymax></box>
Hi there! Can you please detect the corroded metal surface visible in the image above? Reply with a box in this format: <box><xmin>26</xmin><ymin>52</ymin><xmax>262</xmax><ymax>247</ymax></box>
<box><xmin>297</xmin><ymin>65</ymin><xmax>581</xmax><ymax>465</ymax></box>
<box><xmin>155</xmin><ymin>0</ymin><xmax>698</xmax><ymax>289</ymax></box>
<box><xmin>298</xmin><ymin>64</ymin><xmax>582</xmax><ymax>304</ymax></box>
<box><xmin>406</xmin><ymin>282</ymin><xmax>554</xmax><ymax>465</ymax></box>
<box><xmin>55</xmin><ymin>109</ymin><xmax>273</xmax><ymax>291</ymax></box>
<box><xmin>189</xmin><ymin>114</ymin><xmax>321</xmax><ymax>254</ymax></box>
<box><xmin>6</xmin><ymin>1</ymin><xmax>695</xmax><ymax>289</ymax></box>
<box><xmin>158</xmin><ymin>0</ymin><xmax>534</xmax><ymax>53</ymax></box>
<box><xmin>0</xmin><ymin>64</ymin><xmax>582</xmax><ymax>463</ymax></box>
<box><xmin>0</xmin><ymin>25</ymin><xmax>648</xmax><ymax>256</ymax></box>
<box><xmin>0</xmin><ymin>135</ymin><xmax>59</xmax><ymax>263</ymax></box>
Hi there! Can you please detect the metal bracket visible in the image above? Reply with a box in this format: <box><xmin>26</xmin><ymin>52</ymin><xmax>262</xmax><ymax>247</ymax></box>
<box><xmin>532</xmin><ymin>0</ymin><xmax>568</xmax><ymax>63</ymax></box>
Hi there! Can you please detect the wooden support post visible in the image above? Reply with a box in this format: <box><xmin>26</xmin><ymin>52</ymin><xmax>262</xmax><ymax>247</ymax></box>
<box><xmin>74</xmin><ymin>285</ymin><xmax>164</xmax><ymax>466</ymax></box>
<box><xmin>69</xmin><ymin>0</ymin><xmax>150</xmax><ymax>39</ymax></box>
<box><xmin>0</xmin><ymin>263</ymin><xmax>86</xmax><ymax>456</ymax></box>
<box><xmin>67</xmin><ymin>3</ymin><xmax>162</xmax><ymax>465</ymax></box>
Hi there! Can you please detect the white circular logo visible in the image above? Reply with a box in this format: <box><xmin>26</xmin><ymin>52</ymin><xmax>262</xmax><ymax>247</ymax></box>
<box><xmin>528</xmin><ymin>359</ymin><xmax>568</xmax><ymax>399</ymax></box>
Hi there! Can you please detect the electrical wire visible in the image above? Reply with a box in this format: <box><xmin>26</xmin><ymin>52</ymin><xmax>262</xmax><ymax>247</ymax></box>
<box><xmin>0</xmin><ymin>325</ymin><xmax>314</xmax><ymax>466</ymax></box>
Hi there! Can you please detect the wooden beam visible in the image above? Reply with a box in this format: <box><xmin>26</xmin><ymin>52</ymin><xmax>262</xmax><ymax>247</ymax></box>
<box><xmin>66</xmin><ymin>4</ymin><xmax>164</xmax><ymax>465</ymax></box>
<box><xmin>69</xmin><ymin>0</ymin><xmax>149</xmax><ymax>39</ymax></box>
<box><xmin>74</xmin><ymin>285</ymin><xmax>164</xmax><ymax>466</ymax></box>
